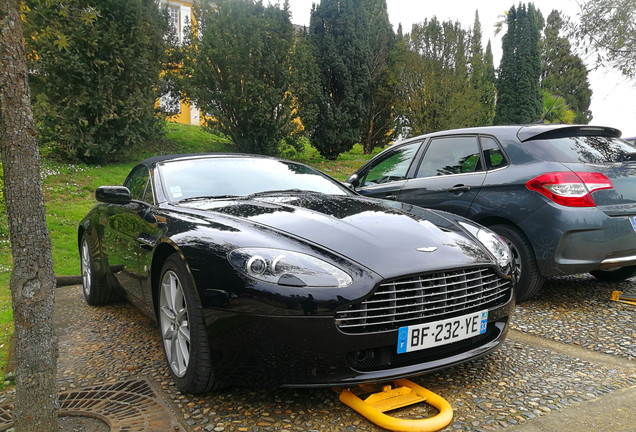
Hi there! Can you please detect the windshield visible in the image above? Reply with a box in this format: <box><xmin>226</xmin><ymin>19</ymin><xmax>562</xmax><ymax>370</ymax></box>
<box><xmin>158</xmin><ymin>157</ymin><xmax>351</xmax><ymax>202</ymax></box>
<box><xmin>524</xmin><ymin>136</ymin><xmax>636</xmax><ymax>163</ymax></box>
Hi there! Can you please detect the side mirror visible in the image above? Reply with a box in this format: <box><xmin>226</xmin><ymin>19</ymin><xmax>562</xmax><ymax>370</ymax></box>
<box><xmin>345</xmin><ymin>174</ymin><xmax>360</xmax><ymax>188</ymax></box>
<box><xmin>96</xmin><ymin>186</ymin><xmax>132</xmax><ymax>205</ymax></box>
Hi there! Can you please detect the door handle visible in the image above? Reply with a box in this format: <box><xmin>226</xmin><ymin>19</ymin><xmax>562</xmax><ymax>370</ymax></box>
<box><xmin>448</xmin><ymin>185</ymin><xmax>470</xmax><ymax>193</ymax></box>
<box><xmin>136</xmin><ymin>233</ymin><xmax>157</xmax><ymax>249</ymax></box>
<box><xmin>385</xmin><ymin>194</ymin><xmax>398</xmax><ymax>200</ymax></box>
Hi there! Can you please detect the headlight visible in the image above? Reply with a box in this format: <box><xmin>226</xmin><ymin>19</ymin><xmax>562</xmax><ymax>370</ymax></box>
<box><xmin>228</xmin><ymin>248</ymin><xmax>353</xmax><ymax>288</ymax></box>
<box><xmin>459</xmin><ymin>222</ymin><xmax>513</xmax><ymax>276</ymax></box>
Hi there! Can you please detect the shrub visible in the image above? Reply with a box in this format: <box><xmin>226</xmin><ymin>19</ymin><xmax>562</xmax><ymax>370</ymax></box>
<box><xmin>25</xmin><ymin>0</ymin><xmax>171</xmax><ymax>163</ymax></box>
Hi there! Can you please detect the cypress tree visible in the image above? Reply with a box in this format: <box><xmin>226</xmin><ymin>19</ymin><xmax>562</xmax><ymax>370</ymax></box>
<box><xmin>290</xmin><ymin>28</ymin><xmax>321</xmax><ymax>142</ymax></box>
<box><xmin>309</xmin><ymin>0</ymin><xmax>372</xmax><ymax>159</ymax></box>
<box><xmin>360</xmin><ymin>0</ymin><xmax>396</xmax><ymax>154</ymax></box>
<box><xmin>469</xmin><ymin>11</ymin><xmax>484</xmax><ymax>87</ymax></box>
<box><xmin>494</xmin><ymin>3</ymin><xmax>542</xmax><ymax>125</ymax></box>
<box><xmin>468</xmin><ymin>11</ymin><xmax>496</xmax><ymax>126</ymax></box>
<box><xmin>484</xmin><ymin>40</ymin><xmax>496</xmax><ymax>84</ymax></box>
<box><xmin>541</xmin><ymin>10</ymin><xmax>592</xmax><ymax>123</ymax></box>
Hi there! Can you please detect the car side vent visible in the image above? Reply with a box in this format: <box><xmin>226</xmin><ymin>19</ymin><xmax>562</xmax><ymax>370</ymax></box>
<box><xmin>335</xmin><ymin>267</ymin><xmax>512</xmax><ymax>334</ymax></box>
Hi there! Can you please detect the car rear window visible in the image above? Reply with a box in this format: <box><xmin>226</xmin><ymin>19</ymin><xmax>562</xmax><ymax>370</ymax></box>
<box><xmin>524</xmin><ymin>136</ymin><xmax>636</xmax><ymax>163</ymax></box>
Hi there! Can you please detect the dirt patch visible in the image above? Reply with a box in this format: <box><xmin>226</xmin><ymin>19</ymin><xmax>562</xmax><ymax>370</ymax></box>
<box><xmin>58</xmin><ymin>415</ymin><xmax>109</xmax><ymax>432</ymax></box>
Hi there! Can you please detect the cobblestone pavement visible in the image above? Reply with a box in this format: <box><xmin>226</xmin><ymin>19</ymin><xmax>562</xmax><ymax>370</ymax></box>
<box><xmin>1</xmin><ymin>274</ymin><xmax>634</xmax><ymax>431</ymax></box>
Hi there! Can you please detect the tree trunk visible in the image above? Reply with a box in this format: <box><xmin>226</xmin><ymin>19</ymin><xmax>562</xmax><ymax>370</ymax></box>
<box><xmin>0</xmin><ymin>1</ymin><xmax>59</xmax><ymax>430</ymax></box>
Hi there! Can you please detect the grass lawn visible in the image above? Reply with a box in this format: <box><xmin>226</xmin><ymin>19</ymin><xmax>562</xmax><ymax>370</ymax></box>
<box><xmin>0</xmin><ymin>122</ymin><xmax>382</xmax><ymax>389</ymax></box>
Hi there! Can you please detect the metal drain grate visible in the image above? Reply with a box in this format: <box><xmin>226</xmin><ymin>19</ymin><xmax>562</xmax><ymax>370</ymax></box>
<box><xmin>0</xmin><ymin>378</ymin><xmax>184</xmax><ymax>432</ymax></box>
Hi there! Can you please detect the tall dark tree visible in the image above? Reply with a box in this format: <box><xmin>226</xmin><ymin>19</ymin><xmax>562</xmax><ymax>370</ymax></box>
<box><xmin>541</xmin><ymin>10</ymin><xmax>592</xmax><ymax>124</ymax></box>
<box><xmin>0</xmin><ymin>0</ymin><xmax>58</xmax><ymax>429</ymax></box>
<box><xmin>494</xmin><ymin>3</ymin><xmax>543</xmax><ymax>125</ymax></box>
<box><xmin>24</xmin><ymin>0</ymin><xmax>170</xmax><ymax>162</ymax></box>
<box><xmin>359</xmin><ymin>0</ymin><xmax>396</xmax><ymax>154</ymax></box>
<box><xmin>468</xmin><ymin>11</ymin><xmax>496</xmax><ymax>126</ymax></box>
<box><xmin>182</xmin><ymin>0</ymin><xmax>297</xmax><ymax>156</ymax></box>
<box><xmin>309</xmin><ymin>0</ymin><xmax>372</xmax><ymax>159</ymax></box>
<box><xmin>484</xmin><ymin>40</ymin><xmax>496</xmax><ymax>84</ymax></box>
<box><xmin>290</xmin><ymin>28</ymin><xmax>321</xmax><ymax>143</ymax></box>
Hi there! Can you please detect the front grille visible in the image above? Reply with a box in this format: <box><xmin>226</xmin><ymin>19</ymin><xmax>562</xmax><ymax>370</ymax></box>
<box><xmin>335</xmin><ymin>267</ymin><xmax>511</xmax><ymax>334</ymax></box>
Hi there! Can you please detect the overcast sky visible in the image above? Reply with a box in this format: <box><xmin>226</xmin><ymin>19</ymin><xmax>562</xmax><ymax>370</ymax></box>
<box><xmin>283</xmin><ymin>0</ymin><xmax>636</xmax><ymax>137</ymax></box>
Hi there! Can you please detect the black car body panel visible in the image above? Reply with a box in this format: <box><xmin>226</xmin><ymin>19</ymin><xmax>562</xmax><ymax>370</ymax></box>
<box><xmin>79</xmin><ymin>154</ymin><xmax>515</xmax><ymax>389</ymax></box>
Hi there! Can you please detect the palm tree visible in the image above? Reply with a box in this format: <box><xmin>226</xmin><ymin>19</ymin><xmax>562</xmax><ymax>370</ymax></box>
<box><xmin>541</xmin><ymin>90</ymin><xmax>576</xmax><ymax>124</ymax></box>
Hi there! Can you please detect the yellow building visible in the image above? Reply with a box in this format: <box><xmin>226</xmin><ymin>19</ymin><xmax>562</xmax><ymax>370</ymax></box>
<box><xmin>157</xmin><ymin>0</ymin><xmax>202</xmax><ymax>125</ymax></box>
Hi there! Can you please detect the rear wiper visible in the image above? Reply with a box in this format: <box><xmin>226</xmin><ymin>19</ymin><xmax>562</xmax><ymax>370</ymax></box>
<box><xmin>178</xmin><ymin>195</ymin><xmax>243</xmax><ymax>203</ymax></box>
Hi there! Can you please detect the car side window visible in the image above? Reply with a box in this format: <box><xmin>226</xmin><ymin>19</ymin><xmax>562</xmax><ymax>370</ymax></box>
<box><xmin>480</xmin><ymin>136</ymin><xmax>508</xmax><ymax>170</ymax></box>
<box><xmin>359</xmin><ymin>142</ymin><xmax>421</xmax><ymax>186</ymax></box>
<box><xmin>125</xmin><ymin>166</ymin><xmax>152</xmax><ymax>203</ymax></box>
<box><xmin>416</xmin><ymin>136</ymin><xmax>482</xmax><ymax>178</ymax></box>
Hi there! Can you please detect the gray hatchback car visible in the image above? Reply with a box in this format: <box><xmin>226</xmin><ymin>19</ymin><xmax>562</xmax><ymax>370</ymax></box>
<box><xmin>347</xmin><ymin>125</ymin><xmax>636</xmax><ymax>301</ymax></box>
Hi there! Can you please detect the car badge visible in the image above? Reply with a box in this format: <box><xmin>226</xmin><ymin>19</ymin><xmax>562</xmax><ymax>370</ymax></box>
<box><xmin>416</xmin><ymin>247</ymin><xmax>438</xmax><ymax>252</ymax></box>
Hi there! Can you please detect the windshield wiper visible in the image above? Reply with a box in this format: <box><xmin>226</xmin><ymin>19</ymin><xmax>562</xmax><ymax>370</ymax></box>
<box><xmin>247</xmin><ymin>189</ymin><xmax>322</xmax><ymax>198</ymax></box>
<box><xmin>178</xmin><ymin>195</ymin><xmax>243</xmax><ymax>203</ymax></box>
<box><xmin>178</xmin><ymin>190</ymin><xmax>324</xmax><ymax>203</ymax></box>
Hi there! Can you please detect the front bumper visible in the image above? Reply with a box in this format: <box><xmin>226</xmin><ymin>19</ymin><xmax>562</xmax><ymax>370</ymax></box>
<box><xmin>202</xmin><ymin>297</ymin><xmax>514</xmax><ymax>387</ymax></box>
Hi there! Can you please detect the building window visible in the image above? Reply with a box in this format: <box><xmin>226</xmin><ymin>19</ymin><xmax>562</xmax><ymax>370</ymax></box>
<box><xmin>168</xmin><ymin>6</ymin><xmax>179</xmax><ymax>34</ymax></box>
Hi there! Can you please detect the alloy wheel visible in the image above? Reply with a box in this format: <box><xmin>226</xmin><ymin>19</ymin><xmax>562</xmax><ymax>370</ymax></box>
<box><xmin>81</xmin><ymin>238</ymin><xmax>92</xmax><ymax>297</ymax></box>
<box><xmin>159</xmin><ymin>270</ymin><xmax>191</xmax><ymax>378</ymax></box>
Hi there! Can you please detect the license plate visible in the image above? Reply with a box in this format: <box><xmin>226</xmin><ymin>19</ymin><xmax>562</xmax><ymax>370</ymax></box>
<box><xmin>397</xmin><ymin>310</ymin><xmax>488</xmax><ymax>354</ymax></box>
<box><xmin>630</xmin><ymin>217</ymin><xmax>636</xmax><ymax>232</ymax></box>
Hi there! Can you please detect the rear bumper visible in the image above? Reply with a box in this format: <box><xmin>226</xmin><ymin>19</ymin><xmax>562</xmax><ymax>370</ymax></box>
<box><xmin>522</xmin><ymin>205</ymin><xmax>636</xmax><ymax>276</ymax></box>
<box><xmin>599</xmin><ymin>254</ymin><xmax>636</xmax><ymax>269</ymax></box>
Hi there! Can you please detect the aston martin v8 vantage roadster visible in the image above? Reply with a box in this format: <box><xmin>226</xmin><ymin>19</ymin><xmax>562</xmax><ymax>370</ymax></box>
<box><xmin>78</xmin><ymin>154</ymin><xmax>515</xmax><ymax>393</ymax></box>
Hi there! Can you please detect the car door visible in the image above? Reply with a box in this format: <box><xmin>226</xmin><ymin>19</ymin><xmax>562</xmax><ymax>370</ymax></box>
<box><xmin>354</xmin><ymin>141</ymin><xmax>423</xmax><ymax>200</ymax></box>
<box><xmin>397</xmin><ymin>135</ymin><xmax>487</xmax><ymax>217</ymax></box>
<box><xmin>101</xmin><ymin>166</ymin><xmax>155</xmax><ymax>303</ymax></box>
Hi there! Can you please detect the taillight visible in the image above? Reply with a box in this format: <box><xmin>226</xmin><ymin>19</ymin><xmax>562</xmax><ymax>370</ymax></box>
<box><xmin>526</xmin><ymin>172</ymin><xmax>613</xmax><ymax>207</ymax></box>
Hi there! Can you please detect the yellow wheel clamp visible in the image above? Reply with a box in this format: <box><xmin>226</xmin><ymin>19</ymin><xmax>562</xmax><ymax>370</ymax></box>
<box><xmin>611</xmin><ymin>291</ymin><xmax>636</xmax><ymax>306</ymax></box>
<box><xmin>336</xmin><ymin>378</ymin><xmax>453</xmax><ymax>432</ymax></box>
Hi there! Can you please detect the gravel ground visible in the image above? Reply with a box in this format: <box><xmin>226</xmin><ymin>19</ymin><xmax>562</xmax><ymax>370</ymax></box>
<box><xmin>510</xmin><ymin>274</ymin><xmax>634</xmax><ymax>361</ymax></box>
<box><xmin>1</xmin><ymin>275</ymin><xmax>634</xmax><ymax>432</ymax></box>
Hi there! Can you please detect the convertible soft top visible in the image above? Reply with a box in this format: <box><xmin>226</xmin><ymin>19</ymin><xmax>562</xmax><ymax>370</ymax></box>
<box><xmin>138</xmin><ymin>152</ymin><xmax>278</xmax><ymax>168</ymax></box>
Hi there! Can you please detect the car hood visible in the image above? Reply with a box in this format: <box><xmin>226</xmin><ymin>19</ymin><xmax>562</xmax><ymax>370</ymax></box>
<box><xmin>179</xmin><ymin>194</ymin><xmax>492</xmax><ymax>279</ymax></box>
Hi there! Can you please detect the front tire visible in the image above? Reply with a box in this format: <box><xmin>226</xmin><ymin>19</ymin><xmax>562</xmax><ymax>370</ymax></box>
<box><xmin>590</xmin><ymin>266</ymin><xmax>636</xmax><ymax>282</ymax></box>
<box><xmin>158</xmin><ymin>254</ymin><xmax>218</xmax><ymax>394</ymax></box>
<box><xmin>80</xmin><ymin>233</ymin><xmax>119</xmax><ymax>305</ymax></box>
<box><xmin>489</xmin><ymin>224</ymin><xmax>545</xmax><ymax>302</ymax></box>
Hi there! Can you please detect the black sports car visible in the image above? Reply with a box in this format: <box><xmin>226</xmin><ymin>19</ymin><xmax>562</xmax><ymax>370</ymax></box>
<box><xmin>78</xmin><ymin>154</ymin><xmax>515</xmax><ymax>394</ymax></box>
